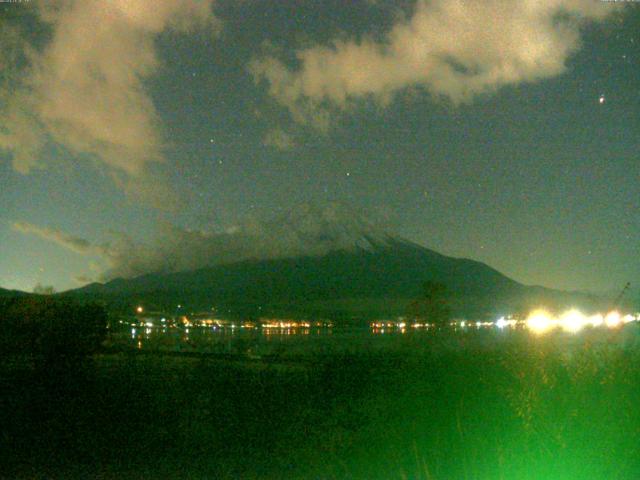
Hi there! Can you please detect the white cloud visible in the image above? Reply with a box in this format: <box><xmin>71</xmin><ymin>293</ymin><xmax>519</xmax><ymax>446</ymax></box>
<box><xmin>263</xmin><ymin>127</ymin><xmax>295</xmax><ymax>151</ymax></box>
<box><xmin>99</xmin><ymin>203</ymin><xmax>390</xmax><ymax>279</ymax></box>
<box><xmin>12</xmin><ymin>221</ymin><xmax>99</xmax><ymax>255</ymax></box>
<box><xmin>12</xmin><ymin>203</ymin><xmax>391</xmax><ymax>281</ymax></box>
<box><xmin>0</xmin><ymin>0</ymin><xmax>218</xmax><ymax>206</ymax></box>
<box><xmin>250</xmin><ymin>0</ymin><xmax>618</xmax><ymax>126</ymax></box>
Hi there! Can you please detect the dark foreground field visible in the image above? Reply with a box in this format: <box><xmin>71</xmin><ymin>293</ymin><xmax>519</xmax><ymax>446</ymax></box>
<box><xmin>2</xmin><ymin>329</ymin><xmax>640</xmax><ymax>479</ymax></box>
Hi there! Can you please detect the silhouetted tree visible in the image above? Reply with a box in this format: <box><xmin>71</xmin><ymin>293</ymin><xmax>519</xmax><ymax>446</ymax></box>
<box><xmin>408</xmin><ymin>281</ymin><xmax>452</xmax><ymax>327</ymax></box>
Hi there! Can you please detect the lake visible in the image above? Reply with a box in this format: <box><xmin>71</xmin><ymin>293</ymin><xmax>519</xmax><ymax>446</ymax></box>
<box><xmin>109</xmin><ymin>320</ymin><xmax>640</xmax><ymax>358</ymax></box>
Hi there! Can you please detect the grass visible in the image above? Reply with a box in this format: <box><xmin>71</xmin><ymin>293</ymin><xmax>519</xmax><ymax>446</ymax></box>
<box><xmin>1</xmin><ymin>327</ymin><xmax>640</xmax><ymax>479</ymax></box>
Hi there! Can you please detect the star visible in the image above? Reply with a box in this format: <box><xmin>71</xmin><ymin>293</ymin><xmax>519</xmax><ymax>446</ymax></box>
<box><xmin>598</xmin><ymin>94</ymin><xmax>605</xmax><ymax>105</ymax></box>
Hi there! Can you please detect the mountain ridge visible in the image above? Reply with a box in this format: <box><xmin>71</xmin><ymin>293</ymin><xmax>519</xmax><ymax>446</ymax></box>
<box><xmin>64</xmin><ymin>236</ymin><xmax>604</xmax><ymax>320</ymax></box>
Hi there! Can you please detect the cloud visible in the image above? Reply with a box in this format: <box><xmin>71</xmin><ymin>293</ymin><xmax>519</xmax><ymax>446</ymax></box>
<box><xmin>12</xmin><ymin>221</ymin><xmax>98</xmax><ymax>255</ymax></box>
<box><xmin>33</xmin><ymin>283</ymin><xmax>56</xmax><ymax>295</ymax></box>
<box><xmin>250</xmin><ymin>0</ymin><xmax>618</xmax><ymax>127</ymax></box>
<box><xmin>98</xmin><ymin>203</ymin><xmax>390</xmax><ymax>280</ymax></box>
<box><xmin>13</xmin><ymin>203</ymin><xmax>392</xmax><ymax>281</ymax></box>
<box><xmin>263</xmin><ymin>127</ymin><xmax>295</xmax><ymax>151</ymax></box>
<box><xmin>74</xmin><ymin>275</ymin><xmax>94</xmax><ymax>285</ymax></box>
<box><xmin>0</xmin><ymin>0</ymin><xmax>218</xmax><ymax>207</ymax></box>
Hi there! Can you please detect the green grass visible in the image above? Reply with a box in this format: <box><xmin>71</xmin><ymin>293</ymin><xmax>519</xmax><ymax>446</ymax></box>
<box><xmin>1</xmin><ymin>329</ymin><xmax>640</xmax><ymax>479</ymax></box>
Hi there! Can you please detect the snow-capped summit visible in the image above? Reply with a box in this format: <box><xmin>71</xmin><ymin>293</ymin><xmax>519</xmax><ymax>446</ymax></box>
<box><xmin>262</xmin><ymin>202</ymin><xmax>393</xmax><ymax>255</ymax></box>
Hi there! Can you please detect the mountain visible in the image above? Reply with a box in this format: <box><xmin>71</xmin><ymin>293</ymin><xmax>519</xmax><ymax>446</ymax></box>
<box><xmin>99</xmin><ymin>202</ymin><xmax>395</xmax><ymax>280</ymax></box>
<box><xmin>65</xmin><ymin>236</ymin><xmax>604</xmax><ymax>321</ymax></box>
<box><xmin>0</xmin><ymin>288</ymin><xmax>29</xmax><ymax>298</ymax></box>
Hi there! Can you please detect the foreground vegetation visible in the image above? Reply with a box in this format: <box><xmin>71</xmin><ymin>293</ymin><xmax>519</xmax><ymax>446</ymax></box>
<box><xmin>0</xmin><ymin>296</ymin><xmax>107</xmax><ymax>362</ymax></box>
<box><xmin>1</xmin><ymin>326</ymin><xmax>639</xmax><ymax>479</ymax></box>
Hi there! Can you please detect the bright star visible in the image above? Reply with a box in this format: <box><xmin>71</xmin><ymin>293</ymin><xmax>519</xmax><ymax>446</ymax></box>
<box><xmin>598</xmin><ymin>94</ymin><xmax>605</xmax><ymax>104</ymax></box>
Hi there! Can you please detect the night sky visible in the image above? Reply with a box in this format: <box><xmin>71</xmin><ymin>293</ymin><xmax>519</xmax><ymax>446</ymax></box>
<box><xmin>0</xmin><ymin>0</ymin><xmax>638</xmax><ymax>294</ymax></box>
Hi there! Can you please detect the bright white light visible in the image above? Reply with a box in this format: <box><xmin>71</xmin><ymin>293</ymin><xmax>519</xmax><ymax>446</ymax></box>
<box><xmin>460</xmin><ymin>321</ymin><xmax>466</xmax><ymax>328</ymax></box>
<box><xmin>495</xmin><ymin>317</ymin><xmax>507</xmax><ymax>329</ymax></box>
<box><xmin>605</xmin><ymin>311</ymin><xmax>621</xmax><ymax>328</ymax></box>
<box><xmin>527</xmin><ymin>310</ymin><xmax>555</xmax><ymax>334</ymax></box>
<box><xmin>589</xmin><ymin>314</ymin><xmax>604</xmax><ymax>327</ymax></box>
<box><xmin>559</xmin><ymin>310</ymin><xmax>585</xmax><ymax>333</ymax></box>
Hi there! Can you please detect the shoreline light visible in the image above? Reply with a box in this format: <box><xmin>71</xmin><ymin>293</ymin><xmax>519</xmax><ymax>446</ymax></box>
<box><xmin>589</xmin><ymin>314</ymin><xmax>604</xmax><ymax>327</ymax></box>
<box><xmin>559</xmin><ymin>310</ymin><xmax>585</xmax><ymax>333</ymax></box>
<box><xmin>495</xmin><ymin>317</ymin><xmax>517</xmax><ymax>329</ymax></box>
<box><xmin>605</xmin><ymin>311</ymin><xmax>621</xmax><ymax>328</ymax></box>
<box><xmin>527</xmin><ymin>310</ymin><xmax>555</xmax><ymax>334</ymax></box>
<box><xmin>523</xmin><ymin>308</ymin><xmax>635</xmax><ymax>335</ymax></box>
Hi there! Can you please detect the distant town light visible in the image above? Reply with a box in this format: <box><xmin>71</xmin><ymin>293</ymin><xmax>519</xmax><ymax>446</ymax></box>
<box><xmin>495</xmin><ymin>317</ymin><xmax>507</xmax><ymax>329</ymax></box>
